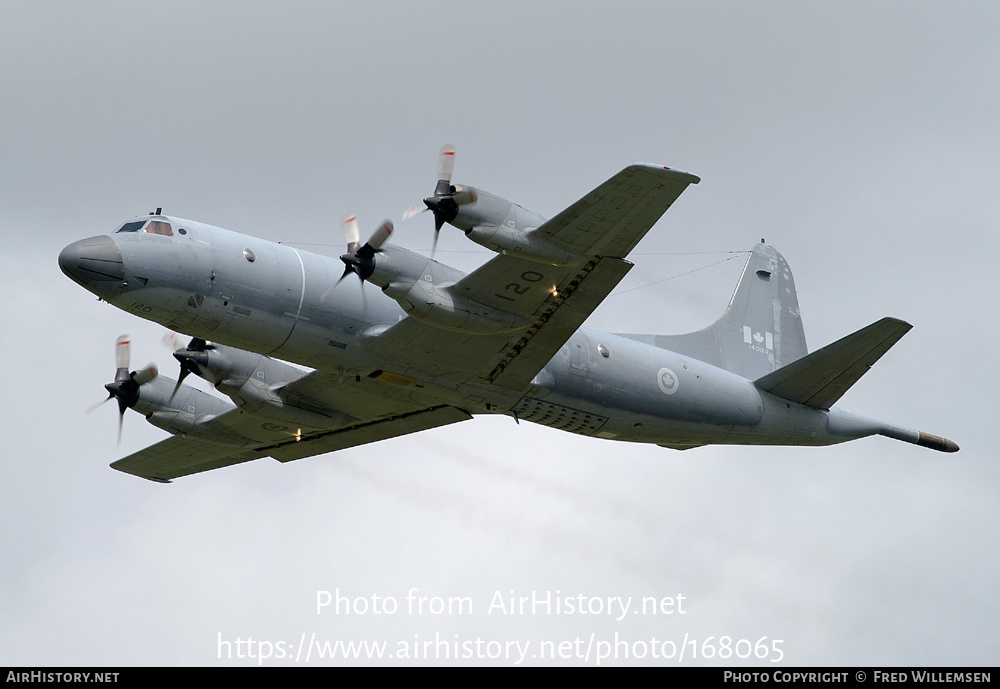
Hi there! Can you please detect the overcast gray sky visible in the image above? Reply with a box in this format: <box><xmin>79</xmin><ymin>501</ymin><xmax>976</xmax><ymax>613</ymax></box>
<box><xmin>2</xmin><ymin>1</ymin><xmax>997</xmax><ymax>666</ymax></box>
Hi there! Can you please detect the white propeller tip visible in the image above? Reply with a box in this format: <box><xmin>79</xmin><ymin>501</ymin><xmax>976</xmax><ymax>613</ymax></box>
<box><xmin>115</xmin><ymin>334</ymin><xmax>131</xmax><ymax>369</ymax></box>
<box><xmin>438</xmin><ymin>145</ymin><xmax>456</xmax><ymax>181</ymax></box>
<box><xmin>341</xmin><ymin>214</ymin><xmax>361</xmax><ymax>247</ymax></box>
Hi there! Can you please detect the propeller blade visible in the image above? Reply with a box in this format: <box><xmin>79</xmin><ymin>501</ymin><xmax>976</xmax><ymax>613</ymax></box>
<box><xmin>402</xmin><ymin>205</ymin><xmax>427</xmax><ymax>221</ymax></box>
<box><xmin>320</xmin><ymin>264</ymin><xmax>354</xmax><ymax>303</ymax></box>
<box><xmin>451</xmin><ymin>186</ymin><xmax>478</xmax><ymax>206</ymax></box>
<box><xmin>169</xmin><ymin>349</ymin><xmax>208</xmax><ymax>401</ymax></box>
<box><xmin>161</xmin><ymin>331</ymin><xmax>186</xmax><ymax>352</ymax></box>
<box><xmin>115</xmin><ymin>334</ymin><xmax>130</xmax><ymax>379</ymax></box>
<box><xmin>367</xmin><ymin>220</ymin><xmax>393</xmax><ymax>252</ymax></box>
<box><xmin>86</xmin><ymin>394</ymin><xmax>113</xmax><ymax>415</ymax></box>
<box><xmin>132</xmin><ymin>364</ymin><xmax>158</xmax><ymax>387</ymax></box>
<box><xmin>342</xmin><ymin>214</ymin><xmax>361</xmax><ymax>252</ymax></box>
<box><xmin>437</xmin><ymin>144</ymin><xmax>456</xmax><ymax>184</ymax></box>
<box><xmin>170</xmin><ymin>370</ymin><xmax>188</xmax><ymax>402</ymax></box>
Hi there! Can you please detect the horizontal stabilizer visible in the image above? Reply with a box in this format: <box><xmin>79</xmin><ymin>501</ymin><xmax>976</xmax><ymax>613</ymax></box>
<box><xmin>754</xmin><ymin>317</ymin><xmax>912</xmax><ymax>410</ymax></box>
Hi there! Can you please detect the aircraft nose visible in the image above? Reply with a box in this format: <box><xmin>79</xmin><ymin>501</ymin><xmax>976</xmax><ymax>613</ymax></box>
<box><xmin>58</xmin><ymin>235</ymin><xmax>124</xmax><ymax>286</ymax></box>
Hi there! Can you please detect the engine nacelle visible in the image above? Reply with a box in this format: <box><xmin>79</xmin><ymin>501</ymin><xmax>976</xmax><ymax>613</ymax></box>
<box><xmin>145</xmin><ymin>409</ymin><xmax>243</xmax><ymax>445</ymax></box>
<box><xmin>451</xmin><ymin>188</ymin><xmax>586</xmax><ymax>267</ymax></box>
<box><xmin>368</xmin><ymin>246</ymin><xmax>531</xmax><ymax>334</ymax></box>
<box><xmin>132</xmin><ymin>375</ymin><xmax>245</xmax><ymax>444</ymax></box>
<box><xmin>387</xmin><ymin>277</ymin><xmax>531</xmax><ymax>334</ymax></box>
<box><xmin>174</xmin><ymin>341</ymin><xmax>346</xmax><ymax>429</ymax></box>
<box><xmin>233</xmin><ymin>375</ymin><xmax>347</xmax><ymax>429</ymax></box>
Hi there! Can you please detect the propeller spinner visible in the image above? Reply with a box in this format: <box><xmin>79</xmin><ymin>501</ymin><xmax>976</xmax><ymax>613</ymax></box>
<box><xmin>163</xmin><ymin>332</ymin><xmax>214</xmax><ymax>400</ymax></box>
<box><xmin>322</xmin><ymin>215</ymin><xmax>393</xmax><ymax>307</ymax></box>
<box><xmin>338</xmin><ymin>215</ymin><xmax>393</xmax><ymax>282</ymax></box>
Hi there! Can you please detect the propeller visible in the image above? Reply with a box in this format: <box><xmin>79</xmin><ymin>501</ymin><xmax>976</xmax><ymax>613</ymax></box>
<box><xmin>403</xmin><ymin>145</ymin><xmax>477</xmax><ymax>256</ymax></box>
<box><xmin>89</xmin><ymin>335</ymin><xmax>158</xmax><ymax>445</ymax></box>
<box><xmin>162</xmin><ymin>332</ymin><xmax>214</xmax><ymax>400</ymax></box>
<box><xmin>323</xmin><ymin>215</ymin><xmax>393</xmax><ymax>305</ymax></box>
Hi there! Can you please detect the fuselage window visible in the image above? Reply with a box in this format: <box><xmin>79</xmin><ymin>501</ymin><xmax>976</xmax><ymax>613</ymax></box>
<box><xmin>117</xmin><ymin>220</ymin><xmax>147</xmax><ymax>233</ymax></box>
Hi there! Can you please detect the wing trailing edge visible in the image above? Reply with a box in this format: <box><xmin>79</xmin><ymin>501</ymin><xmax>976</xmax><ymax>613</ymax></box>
<box><xmin>754</xmin><ymin>317</ymin><xmax>912</xmax><ymax>410</ymax></box>
<box><xmin>267</xmin><ymin>405</ymin><xmax>472</xmax><ymax>462</ymax></box>
<box><xmin>111</xmin><ymin>405</ymin><xmax>473</xmax><ymax>482</ymax></box>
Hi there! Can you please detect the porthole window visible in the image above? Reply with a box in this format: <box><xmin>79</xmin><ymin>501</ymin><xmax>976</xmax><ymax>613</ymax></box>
<box><xmin>598</xmin><ymin>343</ymin><xmax>610</xmax><ymax>358</ymax></box>
<box><xmin>243</xmin><ymin>248</ymin><xmax>257</xmax><ymax>263</ymax></box>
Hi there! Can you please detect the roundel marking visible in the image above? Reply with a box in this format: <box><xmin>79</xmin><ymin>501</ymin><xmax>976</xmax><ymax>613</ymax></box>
<box><xmin>261</xmin><ymin>422</ymin><xmax>287</xmax><ymax>432</ymax></box>
<box><xmin>656</xmin><ymin>367</ymin><xmax>680</xmax><ymax>395</ymax></box>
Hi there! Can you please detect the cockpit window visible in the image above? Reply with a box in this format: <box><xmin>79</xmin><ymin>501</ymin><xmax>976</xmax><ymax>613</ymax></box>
<box><xmin>144</xmin><ymin>220</ymin><xmax>173</xmax><ymax>236</ymax></box>
<box><xmin>115</xmin><ymin>219</ymin><xmax>174</xmax><ymax>236</ymax></box>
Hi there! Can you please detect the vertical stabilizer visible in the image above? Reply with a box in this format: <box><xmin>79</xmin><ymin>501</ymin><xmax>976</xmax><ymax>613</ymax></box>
<box><xmin>620</xmin><ymin>243</ymin><xmax>808</xmax><ymax>379</ymax></box>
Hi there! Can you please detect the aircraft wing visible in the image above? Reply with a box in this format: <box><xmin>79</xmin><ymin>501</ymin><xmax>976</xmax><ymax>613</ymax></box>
<box><xmin>532</xmin><ymin>164</ymin><xmax>700</xmax><ymax>258</ymax></box>
<box><xmin>111</xmin><ymin>435</ymin><xmax>264</xmax><ymax>483</ymax></box>
<box><xmin>112</xmin><ymin>372</ymin><xmax>473</xmax><ymax>482</ymax></box>
<box><xmin>373</xmin><ymin>165</ymin><xmax>699</xmax><ymax>392</ymax></box>
<box><xmin>385</xmin><ymin>254</ymin><xmax>634</xmax><ymax>392</ymax></box>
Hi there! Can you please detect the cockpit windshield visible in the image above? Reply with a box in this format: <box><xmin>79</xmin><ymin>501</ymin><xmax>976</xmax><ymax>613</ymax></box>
<box><xmin>116</xmin><ymin>219</ymin><xmax>174</xmax><ymax>236</ymax></box>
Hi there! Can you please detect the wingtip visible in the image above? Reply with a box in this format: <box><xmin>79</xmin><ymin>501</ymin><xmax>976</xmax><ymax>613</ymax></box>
<box><xmin>633</xmin><ymin>163</ymin><xmax>701</xmax><ymax>184</ymax></box>
<box><xmin>661</xmin><ymin>166</ymin><xmax>700</xmax><ymax>184</ymax></box>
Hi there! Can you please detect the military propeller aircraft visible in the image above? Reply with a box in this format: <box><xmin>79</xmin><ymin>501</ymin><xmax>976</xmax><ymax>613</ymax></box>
<box><xmin>59</xmin><ymin>147</ymin><xmax>958</xmax><ymax>482</ymax></box>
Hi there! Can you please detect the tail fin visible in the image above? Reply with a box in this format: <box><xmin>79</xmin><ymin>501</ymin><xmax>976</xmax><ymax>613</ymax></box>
<box><xmin>623</xmin><ymin>242</ymin><xmax>808</xmax><ymax>379</ymax></box>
